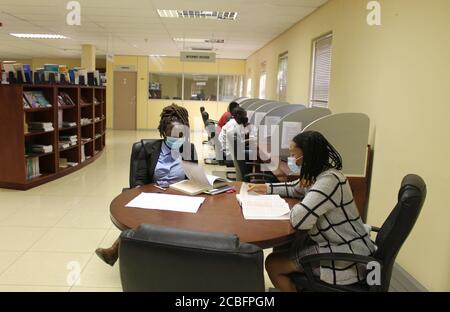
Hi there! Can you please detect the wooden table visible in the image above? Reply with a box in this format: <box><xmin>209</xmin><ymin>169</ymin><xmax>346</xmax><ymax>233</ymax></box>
<box><xmin>110</xmin><ymin>182</ymin><xmax>297</xmax><ymax>249</ymax></box>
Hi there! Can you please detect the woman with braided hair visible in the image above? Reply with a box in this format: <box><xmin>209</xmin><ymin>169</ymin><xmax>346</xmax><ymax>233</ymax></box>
<box><xmin>248</xmin><ymin>131</ymin><xmax>376</xmax><ymax>291</ymax></box>
<box><xmin>95</xmin><ymin>103</ymin><xmax>197</xmax><ymax>266</ymax></box>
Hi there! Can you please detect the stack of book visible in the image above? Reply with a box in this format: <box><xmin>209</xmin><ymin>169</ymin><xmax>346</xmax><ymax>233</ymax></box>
<box><xmin>81</xmin><ymin>118</ymin><xmax>92</xmax><ymax>125</ymax></box>
<box><xmin>61</xmin><ymin>121</ymin><xmax>77</xmax><ymax>128</ymax></box>
<box><xmin>81</xmin><ymin>137</ymin><xmax>92</xmax><ymax>144</ymax></box>
<box><xmin>23</xmin><ymin>91</ymin><xmax>52</xmax><ymax>108</ymax></box>
<box><xmin>59</xmin><ymin>135</ymin><xmax>77</xmax><ymax>149</ymax></box>
<box><xmin>58</xmin><ymin>92</ymin><xmax>76</xmax><ymax>107</ymax></box>
<box><xmin>59</xmin><ymin>158</ymin><xmax>78</xmax><ymax>168</ymax></box>
<box><xmin>26</xmin><ymin>157</ymin><xmax>41</xmax><ymax>179</ymax></box>
<box><xmin>31</xmin><ymin>144</ymin><xmax>53</xmax><ymax>154</ymax></box>
<box><xmin>94</xmin><ymin>117</ymin><xmax>101</xmax><ymax>122</ymax></box>
<box><xmin>28</xmin><ymin>122</ymin><xmax>54</xmax><ymax>132</ymax></box>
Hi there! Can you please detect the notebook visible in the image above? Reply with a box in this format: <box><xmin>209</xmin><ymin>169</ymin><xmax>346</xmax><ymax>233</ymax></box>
<box><xmin>169</xmin><ymin>161</ymin><xmax>232</xmax><ymax>195</ymax></box>
<box><xmin>237</xmin><ymin>183</ymin><xmax>291</xmax><ymax>220</ymax></box>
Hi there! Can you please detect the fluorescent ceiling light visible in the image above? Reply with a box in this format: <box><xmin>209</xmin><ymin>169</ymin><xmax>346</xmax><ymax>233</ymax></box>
<box><xmin>149</xmin><ymin>54</ymin><xmax>167</xmax><ymax>57</ymax></box>
<box><xmin>10</xmin><ymin>33</ymin><xmax>68</xmax><ymax>39</ymax></box>
<box><xmin>158</xmin><ymin>9</ymin><xmax>237</xmax><ymax>20</ymax></box>
<box><xmin>2</xmin><ymin>60</ymin><xmax>17</xmax><ymax>64</ymax></box>
<box><xmin>173</xmin><ymin>38</ymin><xmax>224</xmax><ymax>44</ymax></box>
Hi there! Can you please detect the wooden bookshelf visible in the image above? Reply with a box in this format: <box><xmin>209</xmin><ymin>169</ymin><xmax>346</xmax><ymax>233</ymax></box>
<box><xmin>0</xmin><ymin>84</ymin><xmax>106</xmax><ymax>190</ymax></box>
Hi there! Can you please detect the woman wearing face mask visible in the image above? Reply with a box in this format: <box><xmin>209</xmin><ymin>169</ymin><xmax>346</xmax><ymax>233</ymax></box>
<box><xmin>218</xmin><ymin>106</ymin><xmax>253</xmax><ymax>160</ymax></box>
<box><xmin>95</xmin><ymin>104</ymin><xmax>197</xmax><ymax>266</ymax></box>
<box><xmin>248</xmin><ymin>131</ymin><xmax>376</xmax><ymax>291</ymax></box>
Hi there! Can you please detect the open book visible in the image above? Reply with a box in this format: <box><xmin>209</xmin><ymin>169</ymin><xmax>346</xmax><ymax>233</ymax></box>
<box><xmin>237</xmin><ymin>183</ymin><xmax>291</xmax><ymax>220</ymax></box>
<box><xmin>169</xmin><ymin>161</ymin><xmax>233</xmax><ymax>195</ymax></box>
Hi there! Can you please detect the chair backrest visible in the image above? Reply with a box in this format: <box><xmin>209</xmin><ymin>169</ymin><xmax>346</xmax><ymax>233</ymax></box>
<box><xmin>119</xmin><ymin>224</ymin><xmax>265</xmax><ymax>292</ymax></box>
<box><xmin>374</xmin><ymin>174</ymin><xmax>426</xmax><ymax>291</ymax></box>
<box><xmin>229</xmin><ymin>133</ymin><xmax>251</xmax><ymax>182</ymax></box>
<box><xmin>129</xmin><ymin>139</ymin><xmax>157</xmax><ymax>188</ymax></box>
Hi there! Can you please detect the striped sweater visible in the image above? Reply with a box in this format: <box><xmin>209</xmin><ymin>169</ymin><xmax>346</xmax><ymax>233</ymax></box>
<box><xmin>267</xmin><ymin>169</ymin><xmax>376</xmax><ymax>285</ymax></box>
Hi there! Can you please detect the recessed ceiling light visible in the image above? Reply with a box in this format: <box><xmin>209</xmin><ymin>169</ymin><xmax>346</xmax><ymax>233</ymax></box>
<box><xmin>158</xmin><ymin>9</ymin><xmax>237</xmax><ymax>20</ymax></box>
<box><xmin>10</xmin><ymin>33</ymin><xmax>68</xmax><ymax>39</ymax></box>
<box><xmin>173</xmin><ymin>38</ymin><xmax>224</xmax><ymax>44</ymax></box>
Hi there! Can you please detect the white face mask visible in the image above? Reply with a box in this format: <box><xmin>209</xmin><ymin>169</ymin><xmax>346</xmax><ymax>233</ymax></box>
<box><xmin>287</xmin><ymin>155</ymin><xmax>303</xmax><ymax>174</ymax></box>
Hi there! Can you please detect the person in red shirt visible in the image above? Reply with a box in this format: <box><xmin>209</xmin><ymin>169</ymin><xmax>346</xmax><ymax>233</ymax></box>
<box><xmin>217</xmin><ymin>101</ymin><xmax>239</xmax><ymax>135</ymax></box>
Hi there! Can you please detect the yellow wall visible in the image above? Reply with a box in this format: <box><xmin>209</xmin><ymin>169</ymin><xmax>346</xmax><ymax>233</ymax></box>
<box><xmin>106</xmin><ymin>56</ymin><xmax>245</xmax><ymax>129</ymax></box>
<box><xmin>246</xmin><ymin>0</ymin><xmax>450</xmax><ymax>291</ymax></box>
<box><xmin>148</xmin><ymin>56</ymin><xmax>246</xmax><ymax>75</ymax></box>
<box><xmin>146</xmin><ymin>99</ymin><xmax>229</xmax><ymax>131</ymax></box>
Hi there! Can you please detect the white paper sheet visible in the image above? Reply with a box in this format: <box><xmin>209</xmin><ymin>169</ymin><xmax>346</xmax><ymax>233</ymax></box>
<box><xmin>125</xmin><ymin>193</ymin><xmax>205</xmax><ymax>213</ymax></box>
<box><xmin>281</xmin><ymin>121</ymin><xmax>303</xmax><ymax>149</ymax></box>
<box><xmin>237</xmin><ymin>183</ymin><xmax>291</xmax><ymax>220</ymax></box>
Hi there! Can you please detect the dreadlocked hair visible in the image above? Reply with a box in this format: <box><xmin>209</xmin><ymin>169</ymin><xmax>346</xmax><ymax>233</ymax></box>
<box><xmin>292</xmin><ymin>131</ymin><xmax>342</xmax><ymax>183</ymax></box>
<box><xmin>158</xmin><ymin>103</ymin><xmax>190</xmax><ymax>137</ymax></box>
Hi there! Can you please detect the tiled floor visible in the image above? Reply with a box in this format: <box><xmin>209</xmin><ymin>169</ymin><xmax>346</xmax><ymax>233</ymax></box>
<box><xmin>0</xmin><ymin>130</ymin><xmax>274</xmax><ymax>292</ymax></box>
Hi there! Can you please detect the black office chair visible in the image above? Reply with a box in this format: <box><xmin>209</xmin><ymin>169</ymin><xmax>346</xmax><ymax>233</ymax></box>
<box><xmin>289</xmin><ymin>174</ymin><xmax>426</xmax><ymax>292</ymax></box>
<box><xmin>119</xmin><ymin>224</ymin><xmax>265</xmax><ymax>292</ymax></box>
<box><xmin>229</xmin><ymin>133</ymin><xmax>278</xmax><ymax>183</ymax></box>
<box><xmin>126</xmin><ymin>139</ymin><xmax>156</xmax><ymax>190</ymax></box>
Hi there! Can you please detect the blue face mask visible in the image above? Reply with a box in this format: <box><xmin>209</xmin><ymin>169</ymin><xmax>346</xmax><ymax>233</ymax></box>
<box><xmin>165</xmin><ymin>137</ymin><xmax>185</xmax><ymax>150</ymax></box>
<box><xmin>287</xmin><ymin>156</ymin><xmax>303</xmax><ymax>174</ymax></box>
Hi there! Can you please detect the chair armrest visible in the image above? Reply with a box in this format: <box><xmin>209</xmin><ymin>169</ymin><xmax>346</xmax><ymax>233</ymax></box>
<box><xmin>300</xmin><ymin>252</ymin><xmax>379</xmax><ymax>266</ymax></box>
<box><xmin>244</xmin><ymin>173</ymin><xmax>278</xmax><ymax>183</ymax></box>
<box><xmin>370</xmin><ymin>226</ymin><xmax>381</xmax><ymax>233</ymax></box>
<box><xmin>299</xmin><ymin>253</ymin><xmax>381</xmax><ymax>289</ymax></box>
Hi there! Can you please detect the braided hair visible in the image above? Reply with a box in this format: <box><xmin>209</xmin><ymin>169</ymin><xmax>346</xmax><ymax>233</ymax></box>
<box><xmin>158</xmin><ymin>103</ymin><xmax>190</xmax><ymax>137</ymax></box>
<box><xmin>292</xmin><ymin>131</ymin><xmax>342</xmax><ymax>183</ymax></box>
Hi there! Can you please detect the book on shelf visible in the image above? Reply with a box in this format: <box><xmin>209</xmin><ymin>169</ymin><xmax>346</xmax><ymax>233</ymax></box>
<box><xmin>58</xmin><ymin>142</ymin><xmax>70</xmax><ymax>150</ymax></box>
<box><xmin>31</xmin><ymin>144</ymin><xmax>53</xmax><ymax>153</ymax></box>
<box><xmin>26</xmin><ymin>157</ymin><xmax>41</xmax><ymax>180</ymax></box>
<box><xmin>95</xmin><ymin>133</ymin><xmax>102</xmax><ymax>139</ymax></box>
<box><xmin>58</xmin><ymin>109</ymin><xmax>63</xmax><ymax>129</ymax></box>
<box><xmin>80</xmin><ymin>118</ymin><xmax>92</xmax><ymax>125</ymax></box>
<box><xmin>93</xmin><ymin>97</ymin><xmax>100</xmax><ymax>105</ymax></box>
<box><xmin>59</xmin><ymin>135</ymin><xmax>78</xmax><ymax>146</ymax></box>
<box><xmin>61</xmin><ymin>121</ymin><xmax>77</xmax><ymax>128</ymax></box>
<box><xmin>81</xmin><ymin>144</ymin><xmax>86</xmax><ymax>162</ymax></box>
<box><xmin>28</xmin><ymin>122</ymin><xmax>54</xmax><ymax>132</ymax></box>
<box><xmin>59</xmin><ymin>159</ymin><xmax>79</xmax><ymax>169</ymax></box>
<box><xmin>58</xmin><ymin>92</ymin><xmax>75</xmax><ymax>107</ymax></box>
<box><xmin>23</xmin><ymin>96</ymin><xmax>31</xmax><ymax>108</ymax></box>
<box><xmin>23</xmin><ymin>91</ymin><xmax>52</xmax><ymax>108</ymax></box>
<box><xmin>94</xmin><ymin>117</ymin><xmax>101</xmax><ymax>122</ymax></box>
<box><xmin>81</xmin><ymin>137</ymin><xmax>92</xmax><ymax>143</ymax></box>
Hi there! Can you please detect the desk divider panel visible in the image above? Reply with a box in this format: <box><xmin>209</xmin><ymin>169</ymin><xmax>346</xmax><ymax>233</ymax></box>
<box><xmin>277</xmin><ymin>107</ymin><xmax>332</xmax><ymax>157</ymax></box>
<box><xmin>249</xmin><ymin>102</ymin><xmax>289</xmax><ymax>126</ymax></box>
<box><xmin>302</xmin><ymin>113</ymin><xmax>370</xmax><ymax>176</ymax></box>
<box><xmin>240</xmin><ymin>99</ymin><xmax>259</xmax><ymax>110</ymax></box>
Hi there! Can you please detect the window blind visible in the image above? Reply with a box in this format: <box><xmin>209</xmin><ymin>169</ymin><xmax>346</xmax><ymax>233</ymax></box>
<box><xmin>310</xmin><ymin>34</ymin><xmax>332</xmax><ymax>107</ymax></box>
<box><xmin>277</xmin><ymin>53</ymin><xmax>288</xmax><ymax>102</ymax></box>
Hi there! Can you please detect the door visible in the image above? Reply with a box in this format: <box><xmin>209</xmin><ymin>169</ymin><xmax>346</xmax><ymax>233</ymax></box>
<box><xmin>114</xmin><ymin>71</ymin><xmax>137</xmax><ymax>130</ymax></box>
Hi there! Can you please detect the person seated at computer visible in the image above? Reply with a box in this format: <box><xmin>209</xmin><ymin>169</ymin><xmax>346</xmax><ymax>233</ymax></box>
<box><xmin>216</xmin><ymin>101</ymin><xmax>239</xmax><ymax>135</ymax></box>
<box><xmin>95</xmin><ymin>103</ymin><xmax>197</xmax><ymax>266</ymax></box>
<box><xmin>218</xmin><ymin>107</ymin><xmax>255</xmax><ymax>161</ymax></box>
<box><xmin>248</xmin><ymin>131</ymin><xmax>376</xmax><ymax>291</ymax></box>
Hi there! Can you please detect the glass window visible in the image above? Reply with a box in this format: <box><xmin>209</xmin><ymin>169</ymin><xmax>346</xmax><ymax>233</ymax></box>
<box><xmin>246</xmin><ymin>78</ymin><xmax>252</xmax><ymax>98</ymax></box>
<box><xmin>183</xmin><ymin>74</ymin><xmax>218</xmax><ymax>101</ymax></box>
<box><xmin>259</xmin><ymin>71</ymin><xmax>267</xmax><ymax>99</ymax></box>
<box><xmin>149</xmin><ymin>73</ymin><xmax>183</xmax><ymax>100</ymax></box>
<box><xmin>277</xmin><ymin>53</ymin><xmax>288</xmax><ymax>102</ymax></box>
<box><xmin>218</xmin><ymin>75</ymin><xmax>243</xmax><ymax>101</ymax></box>
<box><xmin>310</xmin><ymin>33</ymin><xmax>333</xmax><ymax>107</ymax></box>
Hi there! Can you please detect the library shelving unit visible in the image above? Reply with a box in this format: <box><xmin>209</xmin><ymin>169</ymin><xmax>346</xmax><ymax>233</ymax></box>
<box><xmin>0</xmin><ymin>84</ymin><xmax>106</xmax><ymax>190</ymax></box>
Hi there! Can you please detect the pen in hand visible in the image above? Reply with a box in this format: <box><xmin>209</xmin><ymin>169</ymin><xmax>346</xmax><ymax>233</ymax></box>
<box><xmin>154</xmin><ymin>184</ymin><xmax>167</xmax><ymax>191</ymax></box>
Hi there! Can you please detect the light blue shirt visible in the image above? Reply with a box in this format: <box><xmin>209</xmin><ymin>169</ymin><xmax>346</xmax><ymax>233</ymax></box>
<box><xmin>153</xmin><ymin>141</ymin><xmax>185</xmax><ymax>187</ymax></box>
